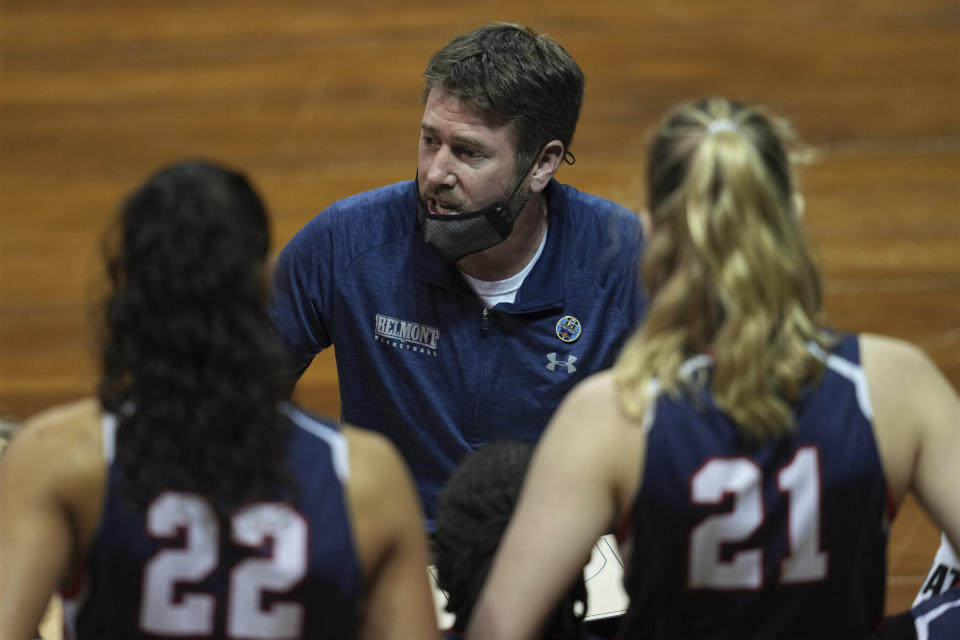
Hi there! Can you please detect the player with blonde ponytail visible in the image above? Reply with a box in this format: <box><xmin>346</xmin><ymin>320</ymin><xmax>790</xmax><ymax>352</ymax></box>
<box><xmin>616</xmin><ymin>98</ymin><xmax>830</xmax><ymax>442</ymax></box>
<box><xmin>467</xmin><ymin>98</ymin><xmax>959</xmax><ymax>639</ymax></box>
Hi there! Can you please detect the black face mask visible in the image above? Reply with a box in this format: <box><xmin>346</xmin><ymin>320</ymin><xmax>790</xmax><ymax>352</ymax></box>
<box><xmin>415</xmin><ymin>158</ymin><xmax>535</xmax><ymax>263</ymax></box>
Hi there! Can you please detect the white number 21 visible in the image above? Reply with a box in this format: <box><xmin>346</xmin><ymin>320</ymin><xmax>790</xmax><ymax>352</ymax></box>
<box><xmin>688</xmin><ymin>446</ymin><xmax>828</xmax><ymax>589</ymax></box>
<box><xmin>140</xmin><ymin>492</ymin><xmax>307</xmax><ymax>639</ymax></box>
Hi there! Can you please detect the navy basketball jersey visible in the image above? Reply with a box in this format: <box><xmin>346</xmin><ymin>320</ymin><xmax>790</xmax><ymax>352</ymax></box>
<box><xmin>910</xmin><ymin>587</ymin><xmax>960</xmax><ymax>639</ymax></box>
<box><xmin>914</xmin><ymin>535</ymin><xmax>960</xmax><ymax>606</ymax></box>
<box><xmin>61</xmin><ymin>404</ymin><xmax>363</xmax><ymax>639</ymax></box>
<box><xmin>619</xmin><ymin>334</ymin><xmax>891</xmax><ymax>639</ymax></box>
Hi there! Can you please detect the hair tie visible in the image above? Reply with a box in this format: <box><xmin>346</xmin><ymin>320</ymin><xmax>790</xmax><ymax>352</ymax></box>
<box><xmin>706</xmin><ymin>119</ymin><xmax>737</xmax><ymax>135</ymax></box>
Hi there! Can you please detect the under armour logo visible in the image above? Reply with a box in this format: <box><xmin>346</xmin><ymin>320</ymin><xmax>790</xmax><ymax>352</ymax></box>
<box><xmin>546</xmin><ymin>352</ymin><xmax>578</xmax><ymax>373</ymax></box>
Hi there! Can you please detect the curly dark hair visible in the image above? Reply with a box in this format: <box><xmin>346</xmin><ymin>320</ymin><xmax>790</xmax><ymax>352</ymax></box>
<box><xmin>97</xmin><ymin>160</ymin><xmax>290</xmax><ymax>514</ymax></box>
<box><xmin>435</xmin><ymin>440</ymin><xmax>588</xmax><ymax>638</ymax></box>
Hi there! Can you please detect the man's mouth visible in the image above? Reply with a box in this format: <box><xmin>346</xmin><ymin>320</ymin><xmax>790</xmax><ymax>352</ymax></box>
<box><xmin>427</xmin><ymin>198</ymin><xmax>462</xmax><ymax>215</ymax></box>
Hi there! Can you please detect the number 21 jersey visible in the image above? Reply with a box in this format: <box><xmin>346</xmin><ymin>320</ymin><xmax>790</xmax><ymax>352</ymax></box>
<box><xmin>620</xmin><ymin>334</ymin><xmax>890</xmax><ymax>639</ymax></box>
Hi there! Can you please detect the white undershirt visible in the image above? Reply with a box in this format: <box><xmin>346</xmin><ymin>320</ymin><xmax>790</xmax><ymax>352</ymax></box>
<box><xmin>459</xmin><ymin>226</ymin><xmax>548</xmax><ymax>307</ymax></box>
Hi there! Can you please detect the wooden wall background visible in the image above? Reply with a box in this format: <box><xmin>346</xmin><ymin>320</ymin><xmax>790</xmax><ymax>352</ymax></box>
<box><xmin>1</xmin><ymin>0</ymin><xmax>957</xmax><ymax>616</ymax></box>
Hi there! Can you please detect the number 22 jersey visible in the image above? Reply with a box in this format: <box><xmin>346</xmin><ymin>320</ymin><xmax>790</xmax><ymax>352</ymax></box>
<box><xmin>619</xmin><ymin>334</ymin><xmax>891</xmax><ymax>639</ymax></box>
<box><xmin>61</xmin><ymin>405</ymin><xmax>363</xmax><ymax>639</ymax></box>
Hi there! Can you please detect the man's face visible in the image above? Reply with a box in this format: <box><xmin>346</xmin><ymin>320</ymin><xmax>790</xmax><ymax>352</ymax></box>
<box><xmin>418</xmin><ymin>87</ymin><xmax>522</xmax><ymax>215</ymax></box>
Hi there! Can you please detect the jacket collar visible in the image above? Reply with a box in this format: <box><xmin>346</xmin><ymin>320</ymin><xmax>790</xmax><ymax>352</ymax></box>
<box><xmin>414</xmin><ymin>179</ymin><xmax>567</xmax><ymax>310</ymax></box>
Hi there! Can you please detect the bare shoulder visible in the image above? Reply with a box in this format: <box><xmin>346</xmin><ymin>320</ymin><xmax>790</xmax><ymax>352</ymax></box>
<box><xmin>860</xmin><ymin>333</ymin><xmax>956</xmax><ymax>412</ymax></box>
<box><xmin>339</xmin><ymin>428</ymin><xmax>434</xmax><ymax>639</ymax></box>
<box><xmin>860</xmin><ymin>333</ymin><xmax>959</xmax><ymax>503</ymax></box>
<box><xmin>558</xmin><ymin>370</ymin><xmax>621</xmax><ymax>418</ymax></box>
<box><xmin>0</xmin><ymin>398</ymin><xmax>106</xmax><ymax>634</ymax></box>
<box><xmin>1</xmin><ymin>398</ymin><xmax>106</xmax><ymax>557</ymax></box>
<box><xmin>860</xmin><ymin>333</ymin><xmax>938</xmax><ymax>377</ymax></box>
<box><xmin>342</xmin><ymin>425</ymin><xmax>406</xmax><ymax>483</ymax></box>
<box><xmin>340</xmin><ymin>425</ymin><xmax>418</xmax><ymax>516</ymax></box>
<box><xmin>551</xmin><ymin>369</ymin><xmax>637</xmax><ymax>437</ymax></box>
<box><xmin>6</xmin><ymin>398</ymin><xmax>102</xmax><ymax>473</ymax></box>
<box><xmin>569</xmin><ymin>369</ymin><xmax>619</xmax><ymax>401</ymax></box>
<box><xmin>538</xmin><ymin>369</ymin><xmax>646</xmax><ymax>514</ymax></box>
<box><xmin>342</xmin><ymin>423</ymin><xmax>395</xmax><ymax>455</ymax></box>
<box><xmin>339</xmin><ymin>424</ymin><xmax>426</xmax><ymax>577</ymax></box>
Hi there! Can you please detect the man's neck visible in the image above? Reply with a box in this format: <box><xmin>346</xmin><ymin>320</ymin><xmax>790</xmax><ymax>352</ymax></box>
<box><xmin>456</xmin><ymin>194</ymin><xmax>548</xmax><ymax>281</ymax></box>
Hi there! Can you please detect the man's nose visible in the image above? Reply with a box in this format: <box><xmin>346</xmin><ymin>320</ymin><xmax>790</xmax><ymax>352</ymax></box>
<box><xmin>423</xmin><ymin>146</ymin><xmax>456</xmax><ymax>188</ymax></box>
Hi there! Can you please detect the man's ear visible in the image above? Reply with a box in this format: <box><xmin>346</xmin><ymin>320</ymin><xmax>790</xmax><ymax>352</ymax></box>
<box><xmin>528</xmin><ymin>140</ymin><xmax>564</xmax><ymax>194</ymax></box>
<box><xmin>639</xmin><ymin>207</ymin><xmax>652</xmax><ymax>236</ymax></box>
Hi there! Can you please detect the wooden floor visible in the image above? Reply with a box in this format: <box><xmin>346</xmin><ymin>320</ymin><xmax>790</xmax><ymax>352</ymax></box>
<box><xmin>2</xmin><ymin>0</ymin><xmax>957</xmax><ymax>617</ymax></box>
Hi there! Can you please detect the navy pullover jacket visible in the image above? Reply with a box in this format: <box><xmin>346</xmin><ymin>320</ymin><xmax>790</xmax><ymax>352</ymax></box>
<box><xmin>270</xmin><ymin>178</ymin><xmax>646</xmax><ymax>526</ymax></box>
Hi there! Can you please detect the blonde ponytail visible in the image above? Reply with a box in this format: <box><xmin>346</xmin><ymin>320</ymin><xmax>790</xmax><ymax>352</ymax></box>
<box><xmin>615</xmin><ymin>98</ymin><xmax>833</xmax><ymax>442</ymax></box>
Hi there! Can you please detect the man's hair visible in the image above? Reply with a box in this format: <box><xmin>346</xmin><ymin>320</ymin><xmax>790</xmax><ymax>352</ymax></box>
<box><xmin>435</xmin><ymin>440</ymin><xmax>587</xmax><ymax>638</ymax></box>
<box><xmin>614</xmin><ymin>98</ymin><xmax>834</xmax><ymax>442</ymax></box>
<box><xmin>98</xmin><ymin>160</ymin><xmax>291</xmax><ymax>515</ymax></box>
<box><xmin>423</xmin><ymin>22</ymin><xmax>585</xmax><ymax>169</ymax></box>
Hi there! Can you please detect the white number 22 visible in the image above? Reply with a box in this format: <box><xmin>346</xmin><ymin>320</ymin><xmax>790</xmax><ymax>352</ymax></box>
<box><xmin>688</xmin><ymin>446</ymin><xmax>828</xmax><ymax>589</ymax></box>
<box><xmin>140</xmin><ymin>493</ymin><xmax>307</xmax><ymax>639</ymax></box>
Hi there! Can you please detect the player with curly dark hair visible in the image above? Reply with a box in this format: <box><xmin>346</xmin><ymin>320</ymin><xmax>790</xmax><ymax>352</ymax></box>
<box><xmin>98</xmin><ymin>159</ymin><xmax>291</xmax><ymax>513</ymax></box>
<box><xmin>0</xmin><ymin>160</ymin><xmax>437</xmax><ymax>640</ymax></box>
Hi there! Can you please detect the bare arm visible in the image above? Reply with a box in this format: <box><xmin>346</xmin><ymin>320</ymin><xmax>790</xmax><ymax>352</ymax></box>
<box><xmin>343</xmin><ymin>426</ymin><xmax>439</xmax><ymax>640</ymax></box>
<box><xmin>466</xmin><ymin>372</ymin><xmax>645</xmax><ymax>640</ymax></box>
<box><xmin>863</xmin><ymin>334</ymin><xmax>960</xmax><ymax>553</ymax></box>
<box><xmin>0</xmin><ymin>399</ymin><xmax>103</xmax><ymax>640</ymax></box>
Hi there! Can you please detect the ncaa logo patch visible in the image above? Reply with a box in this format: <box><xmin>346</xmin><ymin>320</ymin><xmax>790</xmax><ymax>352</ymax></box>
<box><xmin>555</xmin><ymin>315</ymin><xmax>581</xmax><ymax>343</ymax></box>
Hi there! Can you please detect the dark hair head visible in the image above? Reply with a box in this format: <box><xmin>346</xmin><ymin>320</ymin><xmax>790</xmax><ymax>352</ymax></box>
<box><xmin>98</xmin><ymin>160</ymin><xmax>289</xmax><ymax>512</ymax></box>
<box><xmin>423</xmin><ymin>22</ymin><xmax>585</xmax><ymax>169</ymax></box>
<box><xmin>435</xmin><ymin>440</ymin><xmax>587</xmax><ymax>637</ymax></box>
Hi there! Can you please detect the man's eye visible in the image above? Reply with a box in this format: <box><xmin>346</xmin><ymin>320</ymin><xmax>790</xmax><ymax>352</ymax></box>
<box><xmin>421</xmin><ymin>135</ymin><xmax>439</xmax><ymax>146</ymax></box>
<box><xmin>461</xmin><ymin>148</ymin><xmax>483</xmax><ymax>160</ymax></box>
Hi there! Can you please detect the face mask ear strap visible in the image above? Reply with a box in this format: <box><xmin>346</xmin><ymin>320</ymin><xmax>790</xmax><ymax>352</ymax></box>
<box><xmin>481</xmin><ymin>203</ymin><xmax>513</xmax><ymax>239</ymax></box>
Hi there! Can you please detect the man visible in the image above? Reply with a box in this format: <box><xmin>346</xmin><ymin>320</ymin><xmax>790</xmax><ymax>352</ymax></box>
<box><xmin>269</xmin><ymin>23</ymin><xmax>645</xmax><ymax>526</ymax></box>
